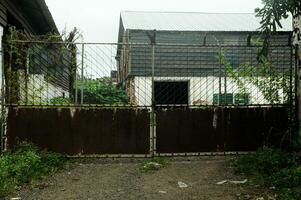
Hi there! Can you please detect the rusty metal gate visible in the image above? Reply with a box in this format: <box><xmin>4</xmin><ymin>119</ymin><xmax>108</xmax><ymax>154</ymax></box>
<box><xmin>155</xmin><ymin>107</ymin><xmax>290</xmax><ymax>155</ymax></box>
<box><xmin>6</xmin><ymin>107</ymin><xmax>151</xmax><ymax>157</ymax></box>
<box><xmin>0</xmin><ymin>36</ymin><xmax>297</xmax><ymax>156</ymax></box>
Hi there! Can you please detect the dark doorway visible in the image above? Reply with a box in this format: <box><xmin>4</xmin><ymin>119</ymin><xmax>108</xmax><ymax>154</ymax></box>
<box><xmin>154</xmin><ymin>81</ymin><xmax>189</xmax><ymax>105</ymax></box>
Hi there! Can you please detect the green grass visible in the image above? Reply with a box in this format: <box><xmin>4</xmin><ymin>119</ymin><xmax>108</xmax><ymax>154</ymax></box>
<box><xmin>234</xmin><ymin>148</ymin><xmax>301</xmax><ymax>200</ymax></box>
<box><xmin>0</xmin><ymin>142</ymin><xmax>67</xmax><ymax>197</ymax></box>
<box><xmin>141</xmin><ymin>157</ymin><xmax>169</xmax><ymax>172</ymax></box>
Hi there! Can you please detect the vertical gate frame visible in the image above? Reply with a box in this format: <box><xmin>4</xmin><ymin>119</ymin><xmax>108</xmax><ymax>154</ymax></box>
<box><xmin>80</xmin><ymin>43</ymin><xmax>85</xmax><ymax>105</ymax></box>
<box><xmin>150</xmin><ymin>30</ymin><xmax>157</xmax><ymax>157</ymax></box>
<box><xmin>0</xmin><ymin>41</ymin><xmax>5</xmax><ymax>152</ymax></box>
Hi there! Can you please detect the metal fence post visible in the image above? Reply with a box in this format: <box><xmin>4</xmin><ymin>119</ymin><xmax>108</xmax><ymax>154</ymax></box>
<box><xmin>289</xmin><ymin>45</ymin><xmax>293</xmax><ymax>124</ymax></box>
<box><xmin>218</xmin><ymin>46</ymin><xmax>222</xmax><ymax>105</ymax></box>
<box><xmin>151</xmin><ymin>46</ymin><xmax>155</xmax><ymax>108</ymax></box>
<box><xmin>294</xmin><ymin>44</ymin><xmax>299</xmax><ymax>126</ymax></box>
<box><xmin>150</xmin><ymin>30</ymin><xmax>156</xmax><ymax>157</ymax></box>
<box><xmin>80</xmin><ymin>44</ymin><xmax>85</xmax><ymax>105</ymax></box>
<box><xmin>0</xmin><ymin>41</ymin><xmax>4</xmax><ymax>152</ymax></box>
<box><xmin>75</xmin><ymin>54</ymin><xmax>78</xmax><ymax>105</ymax></box>
<box><xmin>151</xmin><ymin>43</ymin><xmax>156</xmax><ymax>157</ymax></box>
<box><xmin>224</xmin><ymin>50</ymin><xmax>227</xmax><ymax>100</ymax></box>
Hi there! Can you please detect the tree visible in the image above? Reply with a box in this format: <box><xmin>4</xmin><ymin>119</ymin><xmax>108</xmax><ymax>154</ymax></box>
<box><xmin>256</xmin><ymin>0</ymin><xmax>301</xmax><ymax>148</ymax></box>
<box><xmin>256</xmin><ymin>0</ymin><xmax>301</xmax><ymax>114</ymax></box>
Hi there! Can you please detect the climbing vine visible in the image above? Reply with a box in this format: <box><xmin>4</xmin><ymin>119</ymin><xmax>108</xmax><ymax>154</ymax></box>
<box><xmin>3</xmin><ymin>27</ymin><xmax>79</xmax><ymax>105</ymax></box>
<box><xmin>219</xmin><ymin>50</ymin><xmax>292</xmax><ymax>105</ymax></box>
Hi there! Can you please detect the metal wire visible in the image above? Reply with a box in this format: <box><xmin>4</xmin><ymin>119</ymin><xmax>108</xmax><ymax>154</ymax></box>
<box><xmin>5</xmin><ymin>41</ymin><xmax>295</xmax><ymax>108</ymax></box>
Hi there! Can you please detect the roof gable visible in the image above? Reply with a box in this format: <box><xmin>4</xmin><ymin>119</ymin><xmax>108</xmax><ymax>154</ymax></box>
<box><xmin>7</xmin><ymin>0</ymin><xmax>58</xmax><ymax>34</ymax></box>
<box><xmin>120</xmin><ymin>11</ymin><xmax>292</xmax><ymax>32</ymax></box>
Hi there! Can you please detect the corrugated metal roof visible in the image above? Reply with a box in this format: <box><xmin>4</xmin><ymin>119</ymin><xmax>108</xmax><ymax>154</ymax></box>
<box><xmin>121</xmin><ymin>11</ymin><xmax>292</xmax><ymax>32</ymax></box>
<box><xmin>12</xmin><ymin>0</ymin><xmax>59</xmax><ymax>34</ymax></box>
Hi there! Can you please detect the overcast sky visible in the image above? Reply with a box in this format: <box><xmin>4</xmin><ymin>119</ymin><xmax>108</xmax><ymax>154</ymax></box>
<box><xmin>45</xmin><ymin>0</ymin><xmax>263</xmax><ymax>43</ymax></box>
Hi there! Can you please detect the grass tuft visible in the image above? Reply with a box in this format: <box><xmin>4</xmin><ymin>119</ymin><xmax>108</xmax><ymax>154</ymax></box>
<box><xmin>234</xmin><ymin>148</ymin><xmax>301</xmax><ymax>200</ymax></box>
<box><xmin>0</xmin><ymin>142</ymin><xmax>67</xmax><ymax>197</ymax></box>
<box><xmin>141</xmin><ymin>157</ymin><xmax>169</xmax><ymax>172</ymax></box>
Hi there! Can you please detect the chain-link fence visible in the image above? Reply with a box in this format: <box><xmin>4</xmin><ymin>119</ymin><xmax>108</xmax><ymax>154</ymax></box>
<box><xmin>3</xmin><ymin>41</ymin><xmax>295</xmax><ymax>108</ymax></box>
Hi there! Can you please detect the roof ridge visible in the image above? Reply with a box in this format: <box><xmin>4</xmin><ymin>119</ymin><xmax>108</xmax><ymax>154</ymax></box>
<box><xmin>121</xmin><ymin>10</ymin><xmax>255</xmax><ymax>15</ymax></box>
<box><xmin>120</xmin><ymin>11</ymin><xmax>292</xmax><ymax>32</ymax></box>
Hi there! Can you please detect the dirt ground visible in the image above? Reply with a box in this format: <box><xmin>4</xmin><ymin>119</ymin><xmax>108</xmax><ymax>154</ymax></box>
<box><xmin>7</xmin><ymin>156</ymin><xmax>269</xmax><ymax>200</ymax></box>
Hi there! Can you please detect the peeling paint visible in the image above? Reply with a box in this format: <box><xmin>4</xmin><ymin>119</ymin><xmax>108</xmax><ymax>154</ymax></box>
<box><xmin>70</xmin><ymin>108</ymin><xmax>76</xmax><ymax>118</ymax></box>
<box><xmin>212</xmin><ymin>108</ymin><xmax>218</xmax><ymax>129</ymax></box>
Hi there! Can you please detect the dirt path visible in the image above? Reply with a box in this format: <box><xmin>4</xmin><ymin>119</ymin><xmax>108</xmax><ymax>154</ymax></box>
<box><xmin>8</xmin><ymin>157</ymin><xmax>259</xmax><ymax>200</ymax></box>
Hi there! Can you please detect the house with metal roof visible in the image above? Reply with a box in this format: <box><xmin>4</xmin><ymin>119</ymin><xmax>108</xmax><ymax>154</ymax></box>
<box><xmin>0</xmin><ymin>0</ymin><xmax>58</xmax><ymax>35</ymax></box>
<box><xmin>116</xmin><ymin>11</ymin><xmax>293</xmax><ymax>106</ymax></box>
<box><xmin>0</xmin><ymin>0</ymin><xmax>72</xmax><ymax>105</ymax></box>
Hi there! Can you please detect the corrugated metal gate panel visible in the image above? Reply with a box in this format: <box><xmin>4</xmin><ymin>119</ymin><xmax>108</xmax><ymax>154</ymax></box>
<box><xmin>156</xmin><ymin>107</ymin><xmax>289</xmax><ymax>153</ymax></box>
<box><xmin>6</xmin><ymin>107</ymin><xmax>289</xmax><ymax>155</ymax></box>
<box><xmin>7</xmin><ymin>108</ymin><xmax>150</xmax><ymax>155</ymax></box>
<box><xmin>156</xmin><ymin>108</ymin><xmax>218</xmax><ymax>153</ymax></box>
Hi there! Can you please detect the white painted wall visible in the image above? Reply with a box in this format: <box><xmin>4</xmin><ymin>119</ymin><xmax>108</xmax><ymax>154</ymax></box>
<box><xmin>133</xmin><ymin>76</ymin><xmax>284</xmax><ymax>106</ymax></box>
<box><xmin>19</xmin><ymin>73</ymin><xmax>70</xmax><ymax>104</ymax></box>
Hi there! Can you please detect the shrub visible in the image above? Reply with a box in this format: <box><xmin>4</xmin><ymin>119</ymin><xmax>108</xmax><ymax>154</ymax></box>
<box><xmin>0</xmin><ymin>142</ymin><xmax>67</xmax><ymax>197</ymax></box>
<box><xmin>77</xmin><ymin>79</ymin><xmax>128</xmax><ymax>105</ymax></box>
<box><xmin>271</xmin><ymin>167</ymin><xmax>301</xmax><ymax>188</ymax></box>
<box><xmin>235</xmin><ymin>148</ymin><xmax>298</xmax><ymax>177</ymax></box>
<box><xmin>235</xmin><ymin>148</ymin><xmax>301</xmax><ymax>200</ymax></box>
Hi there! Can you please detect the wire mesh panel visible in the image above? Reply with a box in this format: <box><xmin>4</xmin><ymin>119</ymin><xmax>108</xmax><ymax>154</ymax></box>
<box><xmin>75</xmin><ymin>44</ymin><xmax>125</xmax><ymax>105</ymax></box>
<box><xmin>5</xmin><ymin>42</ymin><xmax>75</xmax><ymax>105</ymax></box>
<box><xmin>150</xmin><ymin>44</ymin><xmax>294</xmax><ymax>107</ymax></box>
<box><xmin>4</xmin><ymin>41</ymin><xmax>295</xmax><ymax>108</ymax></box>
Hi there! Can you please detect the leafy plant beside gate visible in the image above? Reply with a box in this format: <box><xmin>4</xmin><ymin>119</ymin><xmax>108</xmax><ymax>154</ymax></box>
<box><xmin>220</xmin><ymin>50</ymin><xmax>293</xmax><ymax>105</ymax></box>
<box><xmin>0</xmin><ymin>142</ymin><xmax>67</xmax><ymax>197</ymax></box>
<box><xmin>49</xmin><ymin>79</ymin><xmax>128</xmax><ymax>105</ymax></box>
<box><xmin>76</xmin><ymin>78</ymin><xmax>128</xmax><ymax>105</ymax></box>
<box><xmin>234</xmin><ymin>148</ymin><xmax>301</xmax><ymax>200</ymax></box>
<box><xmin>3</xmin><ymin>27</ymin><xmax>128</xmax><ymax>106</ymax></box>
<box><xmin>3</xmin><ymin>27</ymin><xmax>79</xmax><ymax>105</ymax></box>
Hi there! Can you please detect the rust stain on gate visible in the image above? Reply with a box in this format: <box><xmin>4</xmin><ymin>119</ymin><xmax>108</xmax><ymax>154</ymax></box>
<box><xmin>7</xmin><ymin>107</ymin><xmax>150</xmax><ymax>155</ymax></box>
<box><xmin>156</xmin><ymin>107</ymin><xmax>289</xmax><ymax>153</ymax></box>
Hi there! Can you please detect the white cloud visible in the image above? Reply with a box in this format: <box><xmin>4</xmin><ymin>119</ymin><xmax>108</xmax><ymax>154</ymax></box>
<box><xmin>45</xmin><ymin>0</ymin><xmax>262</xmax><ymax>42</ymax></box>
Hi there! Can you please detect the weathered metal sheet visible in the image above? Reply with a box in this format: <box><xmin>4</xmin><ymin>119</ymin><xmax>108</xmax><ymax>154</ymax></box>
<box><xmin>7</xmin><ymin>107</ymin><xmax>289</xmax><ymax>155</ymax></box>
<box><xmin>224</xmin><ymin>107</ymin><xmax>289</xmax><ymax>151</ymax></box>
<box><xmin>7</xmin><ymin>107</ymin><xmax>150</xmax><ymax>155</ymax></box>
<box><xmin>156</xmin><ymin>107</ymin><xmax>289</xmax><ymax>153</ymax></box>
<box><xmin>156</xmin><ymin>108</ymin><xmax>219</xmax><ymax>153</ymax></box>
